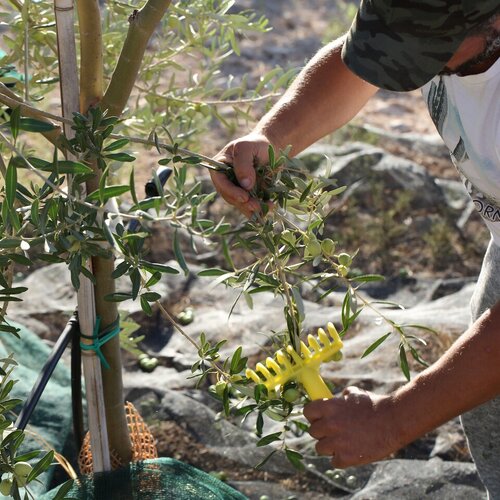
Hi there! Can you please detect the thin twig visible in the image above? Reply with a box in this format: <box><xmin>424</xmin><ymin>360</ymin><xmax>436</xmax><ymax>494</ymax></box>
<box><xmin>22</xmin><ymin>0</ymin><xmax>30</xmax><ymax>101</ymax></box>
<box><xmin>0</xmin><ymin>84</ymin><xmax>68</xmax><ymax>125</ymax></box>
<box><xmin>108</xmin><ymin>132</ymin><xmax>230</xmax><ymax>170</ymax></box>
<box><xmin>156</xmin><ymin>301</ymin><xmax>226</xmax><ymax>377</ymax></box>
<box><xmin>0</xmin><ymin>152</ymin><xmax>7</xmax><ymax>178</ymax></box>
<box><xmin>0</xmin><ymin>88</ymin><xmax>230</xmax><ymax>171</ymax></box>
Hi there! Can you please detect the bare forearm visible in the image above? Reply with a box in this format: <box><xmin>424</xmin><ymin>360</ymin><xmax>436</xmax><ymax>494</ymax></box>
<box><xmin>393</xmin><ymin>301</ymin><xmax>500</xmax><ymax>445</ymax></box>
<box><xmin>255</xmin><ymin>37</ymin><xmax>378</xmax><ymax>155</ymax></box>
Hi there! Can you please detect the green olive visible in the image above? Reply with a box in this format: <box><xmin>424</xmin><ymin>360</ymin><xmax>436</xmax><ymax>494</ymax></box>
<box><xmin>215</xmin><ymin>381</ymin><xmax>227</xmax><ymax>397</ymax></box>
<box><xmin>0</xmin><ymin>478</ymin><xmax>12</xmax><ymax>496</ymax></box>
<box><xmin>185</xmin><ymin>105</ymin><xmax>196</xmax><ymax>118</ymax></box>
<box><xmin>13</xmin><ymin>462</ymin><xmax>32</xmax><ymax>486</ymax></box>
<box><xmin>282</xmin><ymin>388</ymin><xmax>301</xmax><ymax>403</ymax></box>
<box><xmin>337</xmin><ymin>265</ymin><xmax>349</xmax><ymax>277</ymax></box>
<box><xmin>210</xmin><ymin>471</ymin><xmax>227</xmax><ymax>481</ymax></box>
<box><xmin>321</xmin><ymin>238</ymin><xmax>336</xmax><ymax>256</ymax></box>
<box><xmin>306</xmin><ymin>240</ymin><xmax>322</xmax><ymax>258</ymax></box>
<box><xmin>69</xmin><ymin>240</ymin><xmax>81</xmax><ymax>253</ymax></box>
<box><xmin>177</xmin><ymin>308</ymin><xmax>194</xmax><ymax>325</ymax></box>
<box><xmin>139</xmin><ymin>356</ymin><xmax>159</xmax><ymax>372</ymax></box>
<box><xmin>337</xmin><ymin>252</ymin><xmax>352</xmax><ymax>267</ymax></box>
<box><xmin>346</xmin><ymin>475</ymin><xmax>357</xmax><ymax>487</ymax></box>
<box><xmin>326</xmin><ymin>351</ymin><xmax>343</xmax><ymax>362</ymax></box>
<box><xmin>196</xmin><ymin>103</ymin><xmax>211</xmax><ymax>117</ymax></box>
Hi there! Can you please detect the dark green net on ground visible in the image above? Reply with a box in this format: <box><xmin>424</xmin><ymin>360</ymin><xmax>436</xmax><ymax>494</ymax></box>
<box><xmin>39</xmin><ymin>458</ymin><xmax>248</xmax><ymax>500</ymax></box>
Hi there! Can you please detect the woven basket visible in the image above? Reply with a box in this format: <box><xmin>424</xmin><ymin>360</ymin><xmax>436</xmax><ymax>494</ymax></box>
<box><xmin>78</xmin><ymin>401</ymin><xmax>158</xmax><ymax>474</ymax></box>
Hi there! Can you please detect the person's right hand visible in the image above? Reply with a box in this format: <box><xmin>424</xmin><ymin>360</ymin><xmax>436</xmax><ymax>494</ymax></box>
<box><xmin>210</xmin><ymin>132</ymin><xmax>272</xmax><ymax>218</ymax></box>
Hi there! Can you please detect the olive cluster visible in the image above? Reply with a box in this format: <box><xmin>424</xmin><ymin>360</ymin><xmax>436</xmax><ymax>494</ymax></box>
<box><xmin>281</xmin><ymin>230</ymin><xmax>353</xmax><ymax>277</ymax></box>
<box><xmin>0</xmin><ymin>462</ymin><xmax>33</xmax><ymax>495</ymax></box>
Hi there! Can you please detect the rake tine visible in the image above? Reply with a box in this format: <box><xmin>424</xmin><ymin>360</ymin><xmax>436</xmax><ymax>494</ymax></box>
<box><xmin>300</xmin><ymin>341</ymin><xmax>312</xmax><ymax>358</ymax></box>
<box><xmin>246</xmin><ymin>323</ymin><xmax>344</xmax><ymax>401</ymax></box>
<box><xmin>255</xmin><ymin>362</ymin><xmax>273</xmax><ymax>381</ymax></box>
<box><xmin>276</xmin><ymin>350</ymin><xmax>293</xmax><ymax>369</ymax></box>
<box><xmin>266</xmin><ymin>357</ymin><xmax>282</xmax><ymax>375</ymax></box>
<box><xmin>308</xmin><ymin>334</ymin><xmax>322</xmax><ymax>352</ymax></box>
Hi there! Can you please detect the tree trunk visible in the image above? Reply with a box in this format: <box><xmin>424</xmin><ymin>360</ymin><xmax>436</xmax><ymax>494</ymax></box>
<box><xmin>77</xmin><ymin>0</ymin><xmax>172</xmax><ymax>465</ymax></box>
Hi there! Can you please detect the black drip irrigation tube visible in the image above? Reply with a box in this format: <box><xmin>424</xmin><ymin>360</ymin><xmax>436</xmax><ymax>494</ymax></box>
<box><xmin>15</xmin><ymin>312</ymin><xmax>80</xmax><ymax>432</ymax></box>
<box><xmin>71</xmin><ymin>312</ymin><xmax>84</xmax><ymax>451</ymax></box>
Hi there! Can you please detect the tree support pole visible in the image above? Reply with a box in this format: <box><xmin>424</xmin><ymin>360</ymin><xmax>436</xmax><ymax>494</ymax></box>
<box><xmin>54</xmin><ymin>0</ymin><xmax>111</xmax><ymax>471</ymax></box>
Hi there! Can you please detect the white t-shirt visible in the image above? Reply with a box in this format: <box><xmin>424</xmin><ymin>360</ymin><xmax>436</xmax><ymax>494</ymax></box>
<box><xmin>421</xmin><ymin>57</ymin><xmax>500</xmax><ymax>245</ymax></box>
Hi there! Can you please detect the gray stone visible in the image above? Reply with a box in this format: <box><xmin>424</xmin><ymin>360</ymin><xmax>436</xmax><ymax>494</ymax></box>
<box><xmin>350</xmin><ymin>458</ymin><xmax>485</xmax><ymax>499</ymax></box>
<box><xmin>359</xmin><ymin>124</ymin><xmax>450</xmax><ymax>159</ymax></box>
<box><xmin>123</xmin><ymin>365</ymin><xmax>198</xmax><ymax>395</ymax></box>
<box><xmin>7</xmin><ymin>260</ymin><xmax>191</xmax><ymax>343</ymax></box>
<box><xmin>333</xmin><ymin>150</ymin><xmax>446</xmax><ymax>211</ymax></box>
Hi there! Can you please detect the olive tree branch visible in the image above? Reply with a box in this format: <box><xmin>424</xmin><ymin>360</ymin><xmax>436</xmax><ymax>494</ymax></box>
<box><xmin>0</xmin><ymin>84</ymin><xmax>62</xmax><ymax>146</ymax></box>
<box><xmin>101</xmin><ymin>0</ymin><xmax>172</xmax><ymax>117</ymax></box>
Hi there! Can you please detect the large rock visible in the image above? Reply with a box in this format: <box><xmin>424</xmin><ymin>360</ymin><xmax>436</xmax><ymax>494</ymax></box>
<box><xmin>307</xmin><ymin>143</ymin><xmax>447</xmax><ymax>212</ymax></box>
<box><xmin>350</xmin><ymin>458</ymin><xmax>485</xmax><ymax>499</ymax></box>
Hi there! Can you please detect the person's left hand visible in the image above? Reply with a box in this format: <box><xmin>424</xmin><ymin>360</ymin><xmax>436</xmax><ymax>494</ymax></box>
<box><xmin>303</xmin><ymin>386</ymin><xmax>404</xmax><ymax>468</ymax></box>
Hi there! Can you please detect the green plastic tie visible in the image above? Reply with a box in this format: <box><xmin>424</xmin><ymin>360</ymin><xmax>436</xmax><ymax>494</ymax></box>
<box><xmin>80</xmin><ymin>315</ymin><xmax>120</xmax><ymax>369</ymax></box>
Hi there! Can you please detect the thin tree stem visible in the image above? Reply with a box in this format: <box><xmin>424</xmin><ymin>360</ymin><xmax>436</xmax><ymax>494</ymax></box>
<box><xmin>76</xmin><ymin>0</ymin><xmax>104</xmax><ymax>112</ymax></box>
<box><xmin>101</xmin><ymin>0</ymin><xmax>172</xmax><ymax>117</ymax></box>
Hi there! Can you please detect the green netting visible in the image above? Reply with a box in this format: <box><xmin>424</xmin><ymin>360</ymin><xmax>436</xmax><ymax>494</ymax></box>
<box><xmin>39</xmin><ymin>458</ymin><xmax>248</xmax><ymax>500</ymax></box>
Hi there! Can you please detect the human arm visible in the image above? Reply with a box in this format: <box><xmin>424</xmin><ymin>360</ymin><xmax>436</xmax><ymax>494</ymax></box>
<box><xmin>303</xmin><ymin>300</ymin><xmax>500</xmax><ymax>468</ymax></box>
<box><xmin>211</xmin><ymin>36</ymin><xmax>378</xmax><ymax>217</ymax></box>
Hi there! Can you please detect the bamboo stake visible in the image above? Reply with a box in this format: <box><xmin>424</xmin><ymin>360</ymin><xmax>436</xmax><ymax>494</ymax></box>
<box><xmin>54</xmin><ymin>0</ymin><xmax>111</xmax><ymax>472</ymax></box>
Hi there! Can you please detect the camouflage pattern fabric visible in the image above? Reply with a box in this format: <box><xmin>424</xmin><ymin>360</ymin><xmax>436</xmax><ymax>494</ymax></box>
<box><xmin>341</xmin><ymin>0</ymin><xmax>500</xmax><ymax>91</ymax></box>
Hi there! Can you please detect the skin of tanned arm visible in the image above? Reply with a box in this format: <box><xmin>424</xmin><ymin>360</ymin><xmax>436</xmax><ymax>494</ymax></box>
<box><xmin>304</xmin><ymin>301</ymin><xmax>500</xmax><ymax>468</ymax></box>
<box><xmin>256</xmin><ymin>37</ymin><xmax>378</xmax><ymax>155</ymax></box>
<box><xmin>210</xmin><ymin>37</ymin><xmax>378</xmax><ymax>217</ymax></box>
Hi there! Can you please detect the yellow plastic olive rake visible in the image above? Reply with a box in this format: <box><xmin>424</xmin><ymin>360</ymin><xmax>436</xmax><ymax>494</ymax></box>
<box><xmin>246</xmin><ymin>322</ymin><xmax>343</xmax><ymax>400</ymax></box>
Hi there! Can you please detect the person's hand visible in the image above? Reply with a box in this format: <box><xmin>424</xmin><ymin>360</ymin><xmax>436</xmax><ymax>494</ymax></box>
<box><xmin>304</xmin><ymin>386</ymin><xmax>403</xmax><ymax>468</ymax></box>
<box><xmin>210</xmin><ymin>132</ymin><xmax>272</xmax><ymax>218</ymax></box>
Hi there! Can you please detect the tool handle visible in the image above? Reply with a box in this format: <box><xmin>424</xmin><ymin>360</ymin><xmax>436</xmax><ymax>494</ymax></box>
<box><xmin>300</xmin><ymin>369</ymin><xmax>333</xmax><ymax>400</ymax></box>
